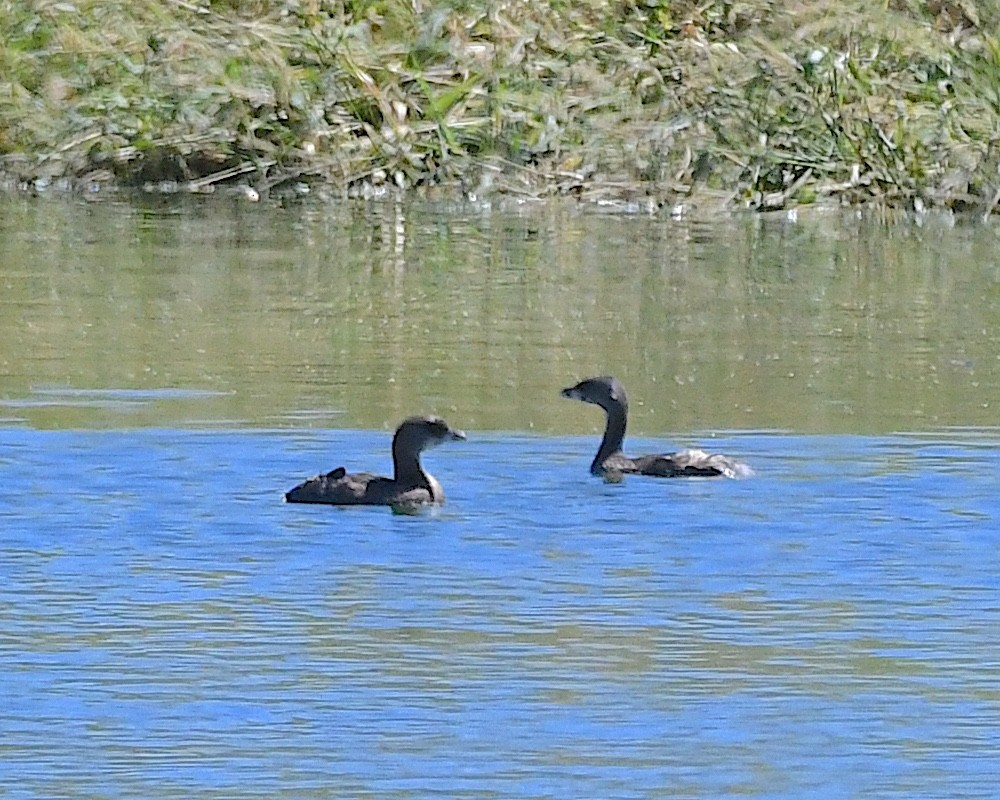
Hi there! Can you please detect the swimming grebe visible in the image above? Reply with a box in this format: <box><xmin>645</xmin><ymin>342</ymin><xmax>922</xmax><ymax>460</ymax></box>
<box><xmin>561</xmin><ymin>376</ymin><xmax>751</xmax><ymax>479</ymax></box>
<box><xmin>284</xmin><ymin>415</ymin><xmax>466</xmax><ymax>505</ymax></box>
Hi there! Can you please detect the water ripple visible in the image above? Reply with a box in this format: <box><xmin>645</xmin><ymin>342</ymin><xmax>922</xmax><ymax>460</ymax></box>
<box><xmin>1</xmin><ymin>429</ymin><xmax>998</xmax><ymax>799</ymax></box>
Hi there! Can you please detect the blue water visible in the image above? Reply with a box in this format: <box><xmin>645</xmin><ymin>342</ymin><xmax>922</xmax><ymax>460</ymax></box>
<box><xmin>1</xmin><ymin>427</ymin><xmax>999</xmax><ymax>799</ymax></box>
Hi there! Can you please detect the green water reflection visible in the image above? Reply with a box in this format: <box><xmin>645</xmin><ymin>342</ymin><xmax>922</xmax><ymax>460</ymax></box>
<box><xmin>1</xmin><ymin>195</ymin><xmax>998</xmax><ymax>433</ymax></box>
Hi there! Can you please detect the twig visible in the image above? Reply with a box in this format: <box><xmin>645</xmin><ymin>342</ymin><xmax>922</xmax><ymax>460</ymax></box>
<box><xmin>758</xmin><ymin>167</ymin><xmax>814</xmax><ymax>210</ymax></box>
<box><xmin>187</xmin><ymin>160</ymin><xmax>273</xmax><ymax>190</ymax></box>
<box><xmin>162</xmin><ymin>0</ymin><xmax>209</xmax><ymax>15</ymax></box>
<box><xmin>57</xmin><ymin>130</ymin><xmax>103</xmax><ymax>153</ymax></box>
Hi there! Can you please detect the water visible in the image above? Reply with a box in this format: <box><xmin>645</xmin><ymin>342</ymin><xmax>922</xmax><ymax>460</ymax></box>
<box><xmin>1</xmin><ymin>196</ymin><xmax>999</xmax><ymax>798</ymax></box>
<box><xmin>3</xmin><ymin>196</ymin><xmax>999</xmax><ymax>432</ymax></box>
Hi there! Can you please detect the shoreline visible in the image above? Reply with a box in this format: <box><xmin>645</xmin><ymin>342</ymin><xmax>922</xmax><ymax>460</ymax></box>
<box><xmin>2</xmin><ymin>1</ymin><xmax>997</xmax><ymax>212</ymax></box>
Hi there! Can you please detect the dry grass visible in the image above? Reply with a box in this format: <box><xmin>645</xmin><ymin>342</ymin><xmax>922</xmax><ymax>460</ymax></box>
<box><xmin>1</xmin><ymin>0</ymin><xmax>999</xmax><ymax>210</ymax></box>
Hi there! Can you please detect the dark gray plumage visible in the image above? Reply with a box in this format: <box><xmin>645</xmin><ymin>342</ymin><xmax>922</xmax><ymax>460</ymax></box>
<box><xmin>561</xmin><ymin>376</ymin><xmax>751</xmax><ymax>479</ymax></box>
<box><xmin>285</xmin><ymin>415</ymin><xmax>466</xmax><ymax>506</ymax></box>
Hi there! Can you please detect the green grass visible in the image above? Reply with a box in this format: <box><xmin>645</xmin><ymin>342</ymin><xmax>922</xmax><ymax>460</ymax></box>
<box><xmin>2</xmin><ymin>0</ymin><xmax>999</xmax><ymax>210</ymax></box>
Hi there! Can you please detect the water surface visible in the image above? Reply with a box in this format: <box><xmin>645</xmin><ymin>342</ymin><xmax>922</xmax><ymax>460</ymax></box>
<box><xmin>2</xmin><ymin>196</ymin><xmax>999</xmax><ymax>431</ymax></box>
<box><xmin>1</xmin><ymin>196</ymin><xmax>999</xmax><ymax>799</ymax></box>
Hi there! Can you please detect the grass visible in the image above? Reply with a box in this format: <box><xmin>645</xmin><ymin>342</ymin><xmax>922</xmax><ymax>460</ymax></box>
<box><xmin>1</xmin><ymin>0</ymin><xmax>999</xmax><ymax>210</ymax></box>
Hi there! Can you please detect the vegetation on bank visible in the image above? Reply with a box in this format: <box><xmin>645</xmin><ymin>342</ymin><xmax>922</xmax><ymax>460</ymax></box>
<box><xmin>1</xmin><ymin>0</ymin><xmax>999</xmax><ymax>211</ymax></box>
